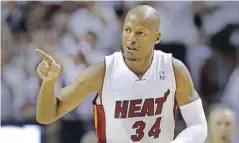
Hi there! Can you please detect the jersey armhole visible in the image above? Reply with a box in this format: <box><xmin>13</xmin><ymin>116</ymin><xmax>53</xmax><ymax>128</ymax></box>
<box><xmin>170</xmin><ymin>55</ymin><xmax>176</xmax><ymax>93</ymax></box>
<box><xmin>93</xmin><ymin>93</ymin><xmax>102</xmax><ymax>105</ymax></box>
<box><xmin>93</xmin><ymin>58</ymin><xmax>107</xmax><ymax>105</ymax></box>
<box><xmin>170</xmin><ymin>54</ymin><xmax>178</xmax><ymax>120</ymax></box>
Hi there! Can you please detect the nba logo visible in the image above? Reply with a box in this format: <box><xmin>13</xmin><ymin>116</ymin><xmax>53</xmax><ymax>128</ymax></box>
<box><xmin>159</xmin><ymin>71</ymin><xmax>165</xmax><ymax>80</ymax></box>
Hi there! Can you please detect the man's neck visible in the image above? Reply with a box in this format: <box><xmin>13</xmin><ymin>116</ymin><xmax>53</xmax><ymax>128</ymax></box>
<box><xmin>124</xmin><ymin>50</ymin><xmax>154</xmax><ymax>79</ymax></box>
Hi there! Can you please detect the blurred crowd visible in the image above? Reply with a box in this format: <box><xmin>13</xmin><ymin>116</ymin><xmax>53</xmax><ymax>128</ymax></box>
<box><xmin>1</xmin><ymin>1</ymin><xmax>239</xmax><ymax>143</ymax></box>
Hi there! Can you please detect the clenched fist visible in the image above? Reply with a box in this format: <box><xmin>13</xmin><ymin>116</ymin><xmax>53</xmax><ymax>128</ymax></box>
<box><xmin>35</xmin><ymin>49</ymin><xmax>61</xmax><ymax>81</ymax></box>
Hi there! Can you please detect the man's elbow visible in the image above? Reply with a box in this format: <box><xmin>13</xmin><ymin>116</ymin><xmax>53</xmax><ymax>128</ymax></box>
<box><xmin>36</xmin><ymin>116</ymin><xmax>55</xmax><ymax>125</ymax></box>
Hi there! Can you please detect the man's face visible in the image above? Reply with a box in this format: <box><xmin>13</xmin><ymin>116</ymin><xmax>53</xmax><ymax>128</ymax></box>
<box><xmin>209</xmin><ymin>109</ymin><xmax>235</xmax><ymax>142</ymax></box>
<box><xmin>122</xmin><ymin>13</ymin><xmax>160</xmax><ymax>61</ymax></box>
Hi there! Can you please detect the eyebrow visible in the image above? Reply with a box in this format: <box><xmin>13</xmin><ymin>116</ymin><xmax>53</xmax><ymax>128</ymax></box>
<box><xmin>137</xmin><ymin>28</ymin><xmax>149</xmax><ymax>32</ymax></box>
<box><xmin>124</xmin><ymin>24</ymin><xmax>150</xmax><ymax>33</ymax></box>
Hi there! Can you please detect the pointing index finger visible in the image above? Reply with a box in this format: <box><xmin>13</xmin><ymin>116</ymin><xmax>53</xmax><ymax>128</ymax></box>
<box><xmin>35</xmin><ymin>49</ymin><xmax>53</xmax><ymax>63</ymax></box>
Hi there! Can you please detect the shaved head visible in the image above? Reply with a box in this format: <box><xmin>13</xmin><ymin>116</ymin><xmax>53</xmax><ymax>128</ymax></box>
<box><xmin>208</xmin><ymin>104</ymin><xmax>235</xmax><ymax>121</ymax></box>
<box><xmin>125</xmin><ymin>5</ymin><xmax>160</xmax><ymax>30</ymax></box>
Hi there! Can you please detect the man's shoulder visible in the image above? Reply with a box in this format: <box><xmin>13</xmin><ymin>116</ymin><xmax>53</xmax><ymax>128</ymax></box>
<box><xmin>172</xmin><ymin>57</ymin><xmax>192</xmax><ymax>86</ymax></box>
<box><xmin>171</xmin><ymin>57</ymin><xmax>192</xmax><ymax>83</ymax></box>
<box><xmin>172</xmin><ymin>58</ymin><xmax>186</xmax><ymax>71</ymax></box>
<box><xmin>77</xmin><ymin>62</ymin><xmax>105</xmax><ymax>84</ymax></box>
<box><xmin>172</xmin><ymin>57</ymin><xmax>199</xmax><ymax>105</ymax></box>
<box><xmin>87</xmin><ymin>62</ymin><xmax>105</xmax><ymax>76</ymax></box>
<box><xmin>76</xmin><ymin>62</ymin><xmax>105</xmax><ymax>92</ymax></box>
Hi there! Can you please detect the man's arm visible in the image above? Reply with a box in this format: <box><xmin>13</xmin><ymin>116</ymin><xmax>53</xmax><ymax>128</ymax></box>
<box><xmin>172</xmin><ymin>58</ymin><xmax>207</xmax><ymax>143</ymax></box>
<box><xmin>36</xmin><ymin>62</ymin><xmax>105</xmax><ymax>124</ymax></box>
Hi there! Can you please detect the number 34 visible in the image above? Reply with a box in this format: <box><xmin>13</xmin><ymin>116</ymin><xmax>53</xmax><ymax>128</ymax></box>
<box><xmin>131</xmin><ymin>117</ymin><xmax>162</xmax><ymax>142</ymax></box>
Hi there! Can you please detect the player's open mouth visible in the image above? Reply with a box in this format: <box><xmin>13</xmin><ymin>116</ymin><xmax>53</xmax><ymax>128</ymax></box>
<box><xmin>127</xmin><ymin>47</ymin><xmax>137</xmax><ymax>51</ymax></box>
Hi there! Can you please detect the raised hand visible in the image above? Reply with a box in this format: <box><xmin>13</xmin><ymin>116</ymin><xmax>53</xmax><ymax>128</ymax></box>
<box><xmin>35</xmin><ymin>49</ymin><xmax>61</xmax><ymax>81</ymax></box>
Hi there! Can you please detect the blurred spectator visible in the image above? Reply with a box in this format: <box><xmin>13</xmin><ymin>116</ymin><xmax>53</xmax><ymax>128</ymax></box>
<box><xmin>23</xmin><ymin>1</ymin><xmax>48</xmax><ymax>32</ymax></box>
<box><xmin>206</xmin><ymin>104</ymin><xmax>236</xmax><ymax>143</ymax></box>
<box><xmin>2</xmin><ymin>1</ymin><xmax>24</xmax><ymax>31</ymax></box>
<box><xmin>154</xmin><ymin>1</ymin><xmax>201</xmax><ymax>65</ymax></box>
<box><xmin>200</xmin><ymin>24</ymin><xmax>238</xmax><ymax>112</ymax></box>
<box><xmin>221</xmin><ymin>26</ymin><xmax>239</xmax><ymax>143</ymax></box>
<box><xmin>63</xmin><ymin>51</ymin><xmax>86</xmax><ymax>85</ymax></box>
<box><xmin>80</xmin><ymin>130</ymin><xmax>97</xmax><ymax>143</ymax></box>
<box><xmin>1</xmin><ymin>21</ymin><xmax>16</xmax><ymax>120</ymax></box>
<box><xmin>201</xmin><ymin>1</ymin><xmax>239</xmax><ymax>36</ymax></box>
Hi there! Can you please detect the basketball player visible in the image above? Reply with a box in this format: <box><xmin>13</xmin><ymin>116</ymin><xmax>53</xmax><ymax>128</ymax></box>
<box><xmin>35</xmin><ymin>5</ymin><xmax>207</xmax><ymax>143</ymax></box>
<box><xmin>205</xmin><ymin>104</ymin><xmax>236</xmax><ymax>143</ymax></box>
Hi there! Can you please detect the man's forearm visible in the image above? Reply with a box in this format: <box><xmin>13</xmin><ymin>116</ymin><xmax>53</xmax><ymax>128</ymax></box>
<box><xmin>172</xmin><ymin>99</ymin><xmax>208</xmax><ymax>143</ymax></box>
<box><xmin>36</xmin><ymin>79</ymin><xmax>57</xmax><ymax>124</ymax></box>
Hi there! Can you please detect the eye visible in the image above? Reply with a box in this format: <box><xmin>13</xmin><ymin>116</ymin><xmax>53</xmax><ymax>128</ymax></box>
<box><xmin>136</xmin><ymin>31</ymin><xmax>145</xmax><ymax>36</ymax></box>
<box><xmin>217</xmin><ymin>121</ymin><xmax>222</xmax><ymax>126</ymax></box>
<box><xmin>225</xmin><ymin>122</ymin><xmax>231</xmax><ymax>126</ymax></box>
<box><xmin>124</xmin><ymin>28</ymin><xmax>131</xmax><ymax>33</ymax></box>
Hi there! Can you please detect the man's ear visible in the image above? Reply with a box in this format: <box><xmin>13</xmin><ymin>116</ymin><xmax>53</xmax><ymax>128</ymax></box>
<box><xmin>155</xmin><ymin>31</ymin><xmax>161</xmax><ymax>44</ymax></box>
